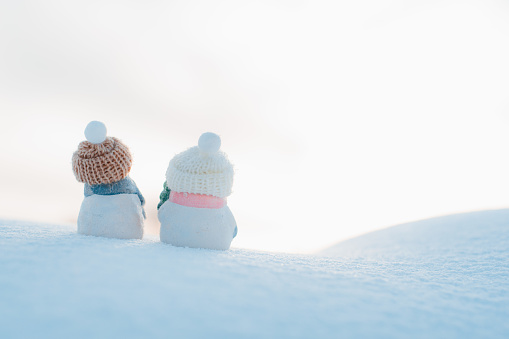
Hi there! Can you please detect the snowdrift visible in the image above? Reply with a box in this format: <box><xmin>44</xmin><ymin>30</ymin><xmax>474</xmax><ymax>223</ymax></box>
<box><xmin>1</xmin><ymin>210</ymin><xmax>508</xmax><ymax>338</ymax></box>
<box><xmin>321</xmin><ymin>209</ymin><xmax>509</xmax><ymax>259</ymax></box>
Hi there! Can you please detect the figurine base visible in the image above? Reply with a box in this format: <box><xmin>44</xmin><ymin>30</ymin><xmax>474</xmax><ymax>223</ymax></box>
<box><xmin>158</xmin><ymin>201</ymin><xmax>236</xmax><ymax>250</ymax></box>
<box><xmin>78</xmin><ymin>194</ymin><xmax>144</xmax><ymax>240</ymax></box>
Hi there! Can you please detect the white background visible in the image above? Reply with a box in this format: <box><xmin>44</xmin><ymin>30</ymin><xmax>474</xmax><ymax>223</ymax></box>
<box><xmin>1</xmin><ymin>0</ymin><xmax>509</xmax><ymax>252</ymax></box>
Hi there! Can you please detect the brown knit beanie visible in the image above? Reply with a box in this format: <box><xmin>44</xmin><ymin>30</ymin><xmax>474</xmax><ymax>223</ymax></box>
<box><xmin>72</xmin><ymin>122</ymin><xmax>132</xmax><ymax>185</ymax></box>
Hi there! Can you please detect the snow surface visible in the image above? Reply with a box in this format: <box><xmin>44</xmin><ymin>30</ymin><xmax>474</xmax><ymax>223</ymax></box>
<box><xmin>1</xmin><ymin>210</ymin><xmax>508</xmax><ymax>338</ymax></box>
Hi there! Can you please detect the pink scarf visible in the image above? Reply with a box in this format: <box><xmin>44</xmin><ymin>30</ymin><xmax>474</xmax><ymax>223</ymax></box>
<box><xmin>169</xmin><ymin>191</ymin><xmax>226</xmax><ymax>209</ymax></box>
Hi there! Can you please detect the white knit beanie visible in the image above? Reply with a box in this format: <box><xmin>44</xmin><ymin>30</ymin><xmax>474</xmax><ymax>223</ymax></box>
<box><xmin>166</xmin><ymin>133</ymin><xmax>234</xmax><ymax>198</ymax></box>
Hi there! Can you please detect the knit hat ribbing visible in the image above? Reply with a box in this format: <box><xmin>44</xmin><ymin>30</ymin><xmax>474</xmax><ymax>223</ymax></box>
<box><xmin>72</xmin><ymin>136</ymin><xmax>132</xmax><ymax>185</ymax></box>
<box><xmin>166</xmin><ymin>133</ymin><xmax>234</xmax><ymax>198</ymax></box>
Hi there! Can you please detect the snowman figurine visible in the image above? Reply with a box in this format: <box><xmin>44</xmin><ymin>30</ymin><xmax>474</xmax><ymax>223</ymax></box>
<box><xmin>72</xmin><ymin>121</ymin><xmax>145</xmax><ymax>239</ymax></box>
<box><xmin>158</xmin><ymin>132</ymin><xmax>237</xmax><ymax>250</ymax></box>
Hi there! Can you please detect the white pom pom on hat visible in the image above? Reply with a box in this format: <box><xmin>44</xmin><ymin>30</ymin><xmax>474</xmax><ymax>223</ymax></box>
<box><xmin>198</xmin><ymin>132</ymin><xmax>221</xmax><ymax>155</ymax></box>
<box><xmin>85</xmin><ymin>121</ymin><xmax>107</xmax><ymax>144</ymax></box>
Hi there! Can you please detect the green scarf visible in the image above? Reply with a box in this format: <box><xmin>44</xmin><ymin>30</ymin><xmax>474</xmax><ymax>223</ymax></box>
<box><xmin>157</xmin><ymin>181</ymin><xmax>171</xmax><ymax>210</ymax></box>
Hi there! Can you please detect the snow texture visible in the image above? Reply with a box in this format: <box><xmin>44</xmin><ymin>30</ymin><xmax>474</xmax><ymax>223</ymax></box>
<box><xmin>1</xmin><ymin>209</ymin><xmax>508</xmax><ymax>338</ymax></box>
<box><xmin>158</xmin><ymin>200</ymin><xmax>236</xmax><ymax>250</ymax></box>
<box><xmin>78</xmin><ymin>194</ymin><xmax>144</xmax><ymax>239</ymax></box>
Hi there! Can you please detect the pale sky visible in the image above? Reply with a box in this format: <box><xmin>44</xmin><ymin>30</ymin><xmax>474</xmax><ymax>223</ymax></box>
<box><xmin>1</xmin><ymin>0</ymin><xmax>509</xmax><ymax>253</ymax></box>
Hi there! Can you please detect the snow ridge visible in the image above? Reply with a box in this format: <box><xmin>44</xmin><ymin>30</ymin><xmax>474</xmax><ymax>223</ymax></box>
<box><xmin>1</xmin><ymin>211</ymin><xmax>508</xmax><ymax>338</ymax></box>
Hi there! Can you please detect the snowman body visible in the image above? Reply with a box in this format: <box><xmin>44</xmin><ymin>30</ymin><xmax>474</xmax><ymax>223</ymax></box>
<box><xmin>158</xmin><ymin>200</ymin><xmax>236</xmax><ymax>250</ymax></box>
<box><xmin>78</xmin><ymin>194</ymin><xmax>144</xmax><ymax>239</ymax></box>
